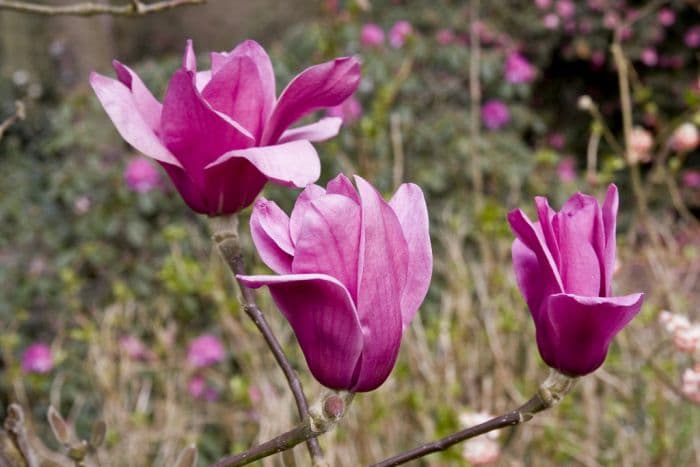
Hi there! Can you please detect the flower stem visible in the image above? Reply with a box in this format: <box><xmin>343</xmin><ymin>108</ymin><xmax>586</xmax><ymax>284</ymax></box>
<box><xmin>210</xmin><ymin>215</ymin><xmax>323</xmax><ymax>464</ymax></box>
<box><xmin>370</xmin><ymin>371</ymin><xmax>576</xmax><ymax>467</ymax></box>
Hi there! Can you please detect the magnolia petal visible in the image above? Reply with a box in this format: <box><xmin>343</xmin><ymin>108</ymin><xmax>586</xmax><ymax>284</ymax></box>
<box><xmin>511</xmin><ymin>238</ymin><xmax>548</xmax><ymax>323</ymax></box>
<box><xmin>326</xmin><ymin>173</ymin><xmax>360</xmax><ymax>203</ymax></box>
<box><xmin>389</xmin><ymin>183</ymin><xmax>432</xmax><ymax>328</ymax></box>
<box><xmin>89</xmin><ymin>72</ymin><xmax>182</xmax><ymax>168</ymax></box>
<box><xmin>292</xmin><ymin>194</ymin><xmax>361</xmax><ymax>300</ymax></box>
<box><xmin>278</xmin><ymin>117</ymin><xmax>343</xmax><ymax>144</ymax></box>
<box><xmin>195</xmin><ymin>70</ymin><xmax>212</xmax><ymax>92</ymax></box>
<box><xmin>352</xmin><ymin>175</ymin><xmax>407</xmax><ymax>392</ymax></box>
<box><xmin>112</xmin><ymin>60</ymin><xmax>162</xmax><ymax>132</ymax></box>
<box><xmin>160</xmin><ymin>163</ymin><xmax>209</xmax><ymax>214</ymax></box>
<box><xmin>230</xmin><ymin>40</ymin><xmax>276</xmax><ymax>121</ymax></box>
<box><xmin>262</xmin><ymin>56</ymin><xmax>361</xmax><ymax>145</ymax></box>
<box><xmin>534</xmin><ymin>196</ymin><xmax>560</xmax><ymax>269</ymax></box>
<box><xmin>237</xmin><ymin>273</ymin><xmax>363</xmax><ymax>390</ymax></box>
<box><xmin>183</xmin><ymin>39</ymin><xmax>196</xmax><ymax>72</ymax></box>
<box><xmin>289</xmin><ymin>184</ymin><xmax>326</xmax><ymax>245</ymax></box>
<box><xmin>206</xmin><ymin>140</ymin><xmax>320</xmax><ymax>189</ymax></box>
<box><xmin>538</xmin><ymin>292</ymin><xmax>644</xmax><ymax>376</ymax></box>
<box><xmin>601</xmin><ymin>184</ymin><xmax>619</xmax><ymax>296</ymax></box>
<box><xmin>250</xmin><ymin>198</ymin><xmax>294</xmax><ymax>274</ymax></box>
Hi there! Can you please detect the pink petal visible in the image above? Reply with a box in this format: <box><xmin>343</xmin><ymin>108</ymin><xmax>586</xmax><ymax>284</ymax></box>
<box><xmin>89</xmin><ymin>72</ymin><xmax>182</xmax><ymax>168</ymax></box>
<box><xmin>539</xmin><ymin>292</ymin><xmax>644</xmax><ymax>375</ymax></box>
<box><xmin>230</xmin><ymin>40</ymin><xmax>276</xmax><ymax>122</ymax></box>
<box><xmin>353</xmin><ymin>175</ymin><xmax>407</xmax><ymax>391</ymax></box>
<box><xmin>389</xmin><ymin>183</ymin><xmax>432</xmax><ymax>327</ymax></box>
<box><xmin>205</xmin><ymin>140</ymin><xmax>320</xmax><ymax>188</ymax></box>
<box><xmin>112</xmin><ymin>60</ymin><xmax>162</xmax><ymax>132</ymax></box>
<box><xmin>278</xmin><ymin>117</ymin><xmax>342</xmax><ymax>144</ymax></box>
<box><xmin>534</xmin><ymin>196</ymin><xmax>560</xmax><ymax>269</ymax></box>
<box><xmin>195</xmin><ymin>70</ymin><xmax>212</xmax><ymax>91</ymax></box>
<box><xmin>601</xmin><ymin>184</ymin><xmax>619</xmax><ymax>296</ymax></box>
<box><xmin>261</xmin><ymin>56</ymin><xmax>361</xmax><ymax>145</ymax></box>
<box><xmin>326</xmin><ymin>173</ymin><xmax>360</xmax><ymax>203</ymax></box>
<box><xmin>160</xmin><ymin>163</ymin><xmax>210</xmax><ymax>213</ymax></box>
<box><xmin>183</xmin><ymin>39</ymin><xmax>196</xmax><ymax>72</ymax></box>
<box><xmin>237</xmin><ymin>273</ymin><xmax>363</xmax><ymax>390</ymax></box>
<box><xmin>511</xmin><ymin>238</ymin><xmax>548</xmax><ymax>323</ymax></box>
<box><xmin>289</xmin><ymin>184</ymin><xmax>326</xmax><ymax>245</ymax></box>
<box><xmin>292</xmin><ymin>194</ymin><xmax>361</xmax><ymax>300</ymax></box>
<box><xmin>250</xmin><ymin>198</ymin><xmax>294</xmax><ymax>274</ymax></box>
<box><xmin>202</xmin><ymin>55</ymin><xmax>266</xmax><ymax>141</ymax></box>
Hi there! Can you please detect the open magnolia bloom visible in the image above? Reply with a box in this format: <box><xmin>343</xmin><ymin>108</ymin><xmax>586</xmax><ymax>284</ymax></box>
<box><xmin>90</xmin><ymin>40</ymin><xmax>360</xmax><ymax>216</ymax></box>
<box><xmin>239</xmin><ymin>174</ymin><xmax>433</xmax><ymax>392</ymax></box>
<box><xmin>508</xmin><ymin>184</ymin><xmax>644</xmax><ymax>376</ymax></box>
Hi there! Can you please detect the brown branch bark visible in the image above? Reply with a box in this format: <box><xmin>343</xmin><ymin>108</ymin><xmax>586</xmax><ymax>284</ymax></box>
<box><xmin>0</xmin><ymin>0</ymin><xmax>205</xmax><ymax>17</ymax></box>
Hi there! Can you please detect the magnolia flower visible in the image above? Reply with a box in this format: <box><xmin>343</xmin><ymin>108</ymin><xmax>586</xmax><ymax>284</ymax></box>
<box><xmin>326</xmin><ymin>96</ymin><xmax>362</xmax><ymax>124</ymax></box>
<box><xmin>360</xmin><ymin>23</ymin><xmax>385</xmax><ymax>47</ymax></box>
<box><xmin>504</xmin><ymin>52</ymin><xmax>536</xmax><ymax>84</ymax></box>
<box><xmin>670</xmin><ymin>123</ymin><xmax>700</xmax><ymax>152</ymax></box>
<box><xmin>187</xmin><ymin>334</ymin><xmax>226</xmax><ymax>368</ymax></box>
<box><xmin>124</xmin><ymin>157</ymin><xmax>161</xmax><ymax>193</ymax></box>
<box><xmin>21</xmin><ymin>343</ymin><xmax>54</xmax><ymax>374</ymax></box>
<box><xmin>389</xmin><ymin>21</ymin><xmax>413</xmax><ymax>48</ymax></box>
<box><xmin>508</xmin><ymin>185</ymin><xmax>644</xmax><ymax>376</ymax></box>
<box><xmin>481</xmin><ymin>100</ymin><xmax>510</xmax><ymax>130</ymax></box>
<box><xmin>238</xmin><ymin>174</ymin><xmax>432</xmax><ymax>391</ymax></box>
<box><xmin>91</xmin><ymin>40</ymin><xmax>360</xmax><ymax>216</ymax></box>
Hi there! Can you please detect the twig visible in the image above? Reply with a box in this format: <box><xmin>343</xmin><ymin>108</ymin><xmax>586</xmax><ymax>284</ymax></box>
<box><xmin>211</xmin><ymin>392</ymin><xmax>353</xmax><ymax>467</ymax></box>
<box><xmin>209</xmin><ymin>215</ymin><xmax>324</xmax><ymax>465</ymax></box>
<box><xmin>370</xmin><ymin>371</ymin><xmax>577</xmax><ymax>467</ymax></box>
<box><xmin>0</xmin><ymin>0</ymin><xmax>204</xmax><ymax>16</ymax></box>
<box><xmin>0</xmin><ymin>101</ymin><xmax>25</xmax><ymax>141</ymax></box>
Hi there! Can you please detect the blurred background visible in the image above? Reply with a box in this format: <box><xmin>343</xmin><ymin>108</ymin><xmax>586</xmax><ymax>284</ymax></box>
<box><xmin>1</xmin><ymin>0</ymin><xmax>699</xmax><ymax>465</ymax></box>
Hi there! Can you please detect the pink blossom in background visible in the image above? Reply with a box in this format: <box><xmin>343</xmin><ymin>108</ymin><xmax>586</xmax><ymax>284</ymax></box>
<box><xmin>535</xmin><ymin>0</ymin><xmax>551</xmax><ymax>9</ymax></box>
<box><xmin>590</xmin><ymin>50</ymin><xmax>606</xmax><ymax>68</ymax></box>
<box><xmin>389</xmin><ymin>21</ymin><xmax>413</xmax><ymax>48</ymax></box>
<box><xmin>658</xmin><ymin>8</ymin><xmax>676</xmax><ymax>27</ymax></box>
<box><xmin>481</xmin><ymin>100</ymin><xmax>510</xmax><ymax>130</ymax></box>
<box><xmin>548</xmin><ymin>132</ymin><xmax>566</xmax><ymax>150</ymax></box>
<box><xmin>187</xmin><ymin>334</ymin><xmax>226</xmax><ymax>368</ymax></box>
<box><xmin>504</xmin><ymin>52</ymin><xmax>536</xmax><ymax>84</ymax></box>
<box><xmin>682</xmin><ymin>366</ymin><xmax>700</xmax><ymax>404</ymax></box>
<box><xmin>682</xmin><ymin>170</ymin><xmax>700</xmax><ymax>189</ymax></box>
<box><xmin>91</xmin><ymin>40</ymin><xmax>360</xmax><ymax>216</ymax></box>
<box><xmin>603</xmin><ymin>11</ymin><xmax>619</xmax><ymax>30</ymax></box>
<box><xmin>556</xmin><ymin>157</ymin><xmax>577</xmax><ymax>182</ymax></box>
<box><xmin>326</xmin><ymin>96</ymin><xmax>362</xmax><ymax>124</ymax></box>
<box><xmin>555</xmin><ymin>0</ymin><xmax>575</xmax><ymax>19</ymax></box>
<box><xmin>659</xmin><ymin>310</ymin><xmax>690</xmax><ymax>334</ymax></box>
<box><xmin>119</xmin><ymin>335</ymin><xmax>153</xmax><ymax>361</ymax></box>
<box><xmin>360</xmin><ymin>23</ymin><xmax>385</xmax><ymax>47</ymax></box>
<box><xmin>673</xmin><ymin>325</ymin><xmax>700</xmax><ymax>354</ymax></box>
<box><xmin>460</xmin><ymin>412</ymin><xmax>501</xmax><ymax>464</ymax></box>
<box><xmin>21</xmin><ymin>343</ymin><xmax>54</xmax><ymax>374</ymax></box>
<box><xmin>629</xmin><ymin>126</ymin><xmax>654</xmax><ymax>163</ymax></box>
<box><xmin>188</xmin><ymin>375</ymin><xmax>219</xmax><ymax>402</ymax></box>
<box><xmin>640</xmin><ymin>48</ymin><xmax>658</xmax><ymax>67</ymax></box>
<box><xmin>435</xmin><ymin>28</ymin><xmax>456</xmax><ymax>45</ymax></box>
<box><xmin>670</xmin><ymin>123</ymin><xmax>700</xmax><ymax>152</ymax></box>
<box><xmin>543</xmin><ymin>13</ymin><xmax>560</xmax><ymax>30</ymax></box>
<box><xmin>619</xmin><ymin>25</ymin><xmax>633</xmax><ymax>41</ymax></box>
<box><xmin>685</xmin><ymin>26</ymin><xmax>700</xmax><ymax>48</ymax></box>
<box><xmin>124</xmin><ymin>157</ymin><xmax>161</xmax><ymax>193</ymax></box>
<box><xmin>73</xmin><ymin>196</ymin><xmax>91</xmax><ymax>215</ymax></box>
<box><xmin>587</xmin><ymin>0</ymin><xmax>606</xmax><ymax>11</ymax></box>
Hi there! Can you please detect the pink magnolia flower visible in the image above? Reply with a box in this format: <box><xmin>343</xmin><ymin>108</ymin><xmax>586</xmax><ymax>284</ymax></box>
<box><xmin>124</xmin><ymin>157</ymin><xmax>161</xmax><ymax>193</ymax></box>
<box><xmin>685</xmin><ymin>26</ymin><xmax>700</xmax><ymax>48</ymax></box>
<box><xmin>556</xmin><ymin>157</ymin><xmax>577</xmax><ymax>182</ymax></box>
<box><xmin>481</xmin><ymin>100</ymin><xmax>510</xmax><ymax>130</ymax></box>
<box><xmin>238</xmin><ymin>174</ymin><xmax>432</xmax><ymax>391</ymax></box>
<box><xmin>360</xmin><ymin>23</ymin><xmax>385</xmax><ymax>47</ymax></box>
<box><xmin>658</xmin><ymin>8</ymin><xmax>676</xmax><ymax>27</ymax></box>
<box><xmin>670</xmin><ymin>123</ymin><xmax>700</xmax><ymax>152</ymax></box>
<box><xmin>682</xmin><ymin>170</ymin><xmax>700</xmax><ymax>189</ymax></box>
<box><xmin>187</xmin><ymin>334</ymin><xmax>226</xmax><ymax>368</ymax></box>
<box><xmin>504</xmin><ymin>52</ymin><xmax>536</xmax><ymax>84</ymax></box>
<box><xmin>91</xmin><ymin>40</ymin><xmax>360</xmax><ymax>216</ymax></box>
<box><xmin>21</xmin><ymin>343</ymin><xmax>54</xmax><ymax>374</ymax></box>
<box><xmin>629</xmin><ymin>126</ymin><xmax>654</xmax><ymax>162</ymax></box>
<box><xmin>508</xmin><ymin>185</ymin><xmax>644</xmax><ymax>376</ymax></box>
<box><xmin>435</xmin><ymin>28</ymin><xmax>456</xmax><ymax>45</ymax></box>
<box><xmin>389</xmin><ymin>21</ymin><xmax>413</xmax><ymax>48</ymax></box>
<box><xmin>326</xmin><ymin>96</ymin><xmax>362</xmax><ymax>124</ymax></box>
<box><xmin>188</xmin><ymin>375</ymin><xmax>219</xmax><ymax>402</ymax></box>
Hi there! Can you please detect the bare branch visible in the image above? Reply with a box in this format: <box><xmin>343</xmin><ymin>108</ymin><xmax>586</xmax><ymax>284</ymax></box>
<box><xmin>0</xmin><ymin>0</ymin><xmax>205</xmax><ymax>17</ymax></box>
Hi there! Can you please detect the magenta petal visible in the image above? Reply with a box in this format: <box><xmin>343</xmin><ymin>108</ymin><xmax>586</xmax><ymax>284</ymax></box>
<box><xmin>389</xmin><ymin>183</ymin><xmax>432</xmax><ymax>327</ymax></box>
<box><xmin>261</xmin><ymin>56</ymin><xmax>361</xmax><ymax>145</ymax></box>
<box><xmin>292</xmin><ymin>194</ymin><xmax>361</xmax><ymax>299</ymax></box>
<box><xmin>250</xmin><ymin>198</ymin><xmax>294</xmax><ymax>274</ymax></box>
<box><xmin>534</xmin><ymin>196</ymin><xmax>560</xmax><ymax>269</ymax></box>
<box><xmin>538</xmin><ymin>292</ymin><xmax>644</xmax><ymax>376</ymax></box>
<box><xmin>206</xmin><ymin>140</ymin><xmax>320</xmax><ymax>188</ymax></box>
<box><xmin>237</xmin><ymin>273</ymin><xmax>363</xmax><ymax>390</ymax></box>
<box><xmin>557</xmin><ymin>193</ymin><xmax>605</xmax><ymax>296</ymax></box>
<box><xmin>202</xmin><ymin>56</ymin><xmax>266</xmax><ymax>141</ymax></box>
<box><xmin>195</xmin><ymin>70</ymin><xmax>212</xmax><ymax>92</ymax></box>
<box><xmin>601</xmin><ymin>184</ymin><xmax>619</xmax><ymax>296</ymax></box>
<box><xmin>112</xmin><ymin>60</ymin><xmax>162</xmax><ymax>132</ymax></box>
<box><xmin>507</xmin><ymin>209</ymin><xmax>564</xmax><ymax>293</ymax></box>
<box><xmin>230</xmin><ymin>40</ymin><xmax>276</xmax><ymax>122</ymax></box>
<box><xmin>289</xmin><ymin>184</ymin><xmax>326</xmax><ymax>245</ymax></box>
<box><xmin>326</xmin><ymin>173</ymin><xmax>360</xmax><ymax>203</ymax></box>
<box><xmin>183</xmin><ymin>39</ymin><xmax>196</xmax><ymax>72</ymax></box>
<box><xmin>90</xmin><ymin>72</ymin><xmax>181</xmax><ymax>168</ymax></box>
<box><xmin>512</xmin><ymin>238</ymin><xmax>548</xmax><ymax>323</ymax></box>
<box><xmin>352</xmin><ymin>175</ymin><xmax>407</xmax><ymax>392</ymax></box>
<box><xmin>278</xmin><ymin>117</ymin><xmax>343</xmax><ymax>144</ymax></box>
